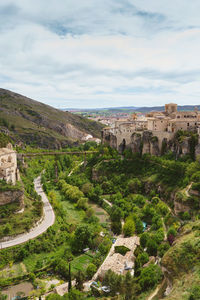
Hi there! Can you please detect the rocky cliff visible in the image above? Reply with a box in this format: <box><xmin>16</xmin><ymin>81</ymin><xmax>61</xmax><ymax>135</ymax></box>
<box><xmin>0</xmin><ymin>189</ymin><xmax>24</xmax><ymax>207</ymax></box>
<box><xmin>104</xmin><ymin>129</ymin><xmax>199</xmax><ymax>159</ymax></box>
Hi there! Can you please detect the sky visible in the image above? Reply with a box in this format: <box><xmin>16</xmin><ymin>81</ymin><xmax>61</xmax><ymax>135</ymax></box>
<box><xmin>0</xmin><ymin>0</ymin><xmax>200</xmax><ymax>108</ymax></box>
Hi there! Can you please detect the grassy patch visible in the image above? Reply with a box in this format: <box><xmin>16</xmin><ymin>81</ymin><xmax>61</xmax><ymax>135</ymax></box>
<box><xmin>60</xmin><ymin>197</ymin><xmax>85</xmax><ymax>224</ymax></box>
<box><xmin>71</xmin><ymin>254</ymin><xmax>94</xmax><ymax>272</ymax></box>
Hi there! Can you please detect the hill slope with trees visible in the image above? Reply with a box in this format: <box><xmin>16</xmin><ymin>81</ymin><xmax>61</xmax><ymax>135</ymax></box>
<box><xmin>0</xmin><ymin>89</ymin><xmax>104</xmax><ymax>148</ymax></box>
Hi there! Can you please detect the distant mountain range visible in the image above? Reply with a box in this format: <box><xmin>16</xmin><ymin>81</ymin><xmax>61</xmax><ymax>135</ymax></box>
<box><xmin>64</xmin><ymin>105</ymin><xmax>200</xmax><ymax>113</ymax></box>
<box><xmin>0</xmin><ymin>89</ymin><xmax>103</xmax><ymax>148</ymax></box>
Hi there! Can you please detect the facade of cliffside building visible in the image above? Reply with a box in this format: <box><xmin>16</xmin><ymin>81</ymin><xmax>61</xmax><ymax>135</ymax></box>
<box><xmin>0</xmin><ymin>144</ymin><xmax>19</xmax><ymax>185</ymax></box>
<box><xmin>102</xmin><ymin>103</ymin><xmax>200</xmax><ymax>155</ymax></box>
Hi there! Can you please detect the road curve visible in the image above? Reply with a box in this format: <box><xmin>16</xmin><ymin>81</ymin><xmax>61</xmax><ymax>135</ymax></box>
<box><xmin>0</xmin><ymin>175</ymin><xmax>55</xmax><ymax>249</ymax></box>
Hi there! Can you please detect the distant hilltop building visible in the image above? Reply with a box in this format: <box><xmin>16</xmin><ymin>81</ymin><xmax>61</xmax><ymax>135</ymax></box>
<box><xmin>102</xmin><ymin>103</ymin><xmax>200</xmax><ymax>156</ymax></box>
<box><xmin>0</xmin><ymin>144</ymin><xmax>20</xmax><ymax>184</ymax></box>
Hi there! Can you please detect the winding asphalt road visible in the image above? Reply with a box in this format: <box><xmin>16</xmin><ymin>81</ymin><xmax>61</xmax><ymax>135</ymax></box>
<box><xmin>0</xmin><ymin>175</ymin><xmax>55</xmax><ymax>249</ymax></box>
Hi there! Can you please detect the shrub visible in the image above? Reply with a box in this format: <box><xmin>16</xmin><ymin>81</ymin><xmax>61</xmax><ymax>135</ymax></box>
<box><xmin>115</xmin><ymin>245</ymin><xmax>130</xmax><ymax>256</ymax></box>
<box><xmin>140</xmin><ymin>232</ymin><xmax>149</xmax><ymax>248</ymax></box>
<box><xmin>111</xmin><ymin>221</ymin><xmax>122</xmax><ymax>235</ymax></box>
<box><xmin>123</xmin><ymin>219</ymin><xmax>135</xmax><ymax>237</ymax></box>
<box><xmin>146</xmin><ymin>239</ymin><xmax>158</xmax><ymax>256</ymax></box>
<box><xmin>139</xmin><ymin>264</ymin><xmax>162</xmax><ymax>291</ymax></box>
<box><xmin>86</xmin><ymin>263</ymin><xmax>97</xmax><ymax>279</ymax></box>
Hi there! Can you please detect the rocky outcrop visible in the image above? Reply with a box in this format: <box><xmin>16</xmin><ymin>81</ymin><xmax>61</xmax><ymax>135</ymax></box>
<box><xmin>142</xmin><ymin>131</ymin><xmax>160</xmax><ymax>156</ymax></box>
<box><xmin>174</xmin><ymin>200</ymin><xmax>190</xmax><ymax>214</ymax></box>
<box><xmin>195</xmin><ymin>140</ymin><xmax>200</xmax><ymax>157</ymax></box>
<box><xmin>103</xmin><ymin>126</ymin><xmax>200</xmax><ymax>159</ymax></box>
<box><xmin>103</xmin><ymin>132</ymin><xmax>117</xmax><ymax>149</ymax></box>
<box><xmin>130</xmin><ymin>133</ymin><xmax>142</xmax><ymax>153</ymax></box>
<box><xmin>0</xmin><ymin>189</ymin><xmax>24</xmax><ymax>207</ymax></box>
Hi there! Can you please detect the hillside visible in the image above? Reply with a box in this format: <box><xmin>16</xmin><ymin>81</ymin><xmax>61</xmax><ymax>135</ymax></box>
<box><xmin>0</xmin><ymin>89</ymin><xmax>104</xmax><ymax>148</ymax></box>
<box><xmin>161</xmin><ymin>220</ymin><xmax>200</xmax><ymax>299</ymax></box>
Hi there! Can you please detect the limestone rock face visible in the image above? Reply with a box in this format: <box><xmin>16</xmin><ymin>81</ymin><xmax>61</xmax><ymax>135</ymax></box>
<box><xmin>142</xmin><ymin>131</ymin><xmax>159</xmax><ymax>155</ymax></box>
<box><xmin>142</xmin><ymin>131</ymin><xmax>152</xmax><ymax>154</ymax></box>
<box><xmin>0</xmin><ymin>189</ymin><xmax>24</xmax><ymax>207</ymax></box>
<box><xmin>150</xmin><ymin>138</ymin><xmax>159</xmax><ymax>156</ymax></box>
<box><xmin>195</xmin><ymin>142</ymin><xmax>200</xmax><ymax>157</ymax></box>
<box><xmin>180</xmin><ymin>138</ymin><xmax>190</xmax><ymax>155</ymax></box>
<box><xmin>130</xmin><ymin>133</ymin><xmax>142</xmax><ymax>153</ymax></box>
<box><xmin>104</xmin><ymin>133</ymin><xmax>117</xmax><ymax>149</ymax></box>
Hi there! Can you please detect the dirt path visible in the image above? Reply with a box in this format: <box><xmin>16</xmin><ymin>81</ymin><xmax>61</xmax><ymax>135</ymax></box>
<box><xmin>162</xmin><ymin>217</ymin><xmax>167</xmax><ymax>241</ymax></box>
<box><xmin>103</xmin><ymin>198</ymin><xmax>112</xmax><ymax>207</ymax></box>
<box><xmin>147</xmin><ymin>286</ymin><xmax>159</xmax><ymax>300</ymax></box>
<box><xmin>68</xmin><ymin>161</ymin><xmax>84</xmax><ymax>177</ymax></box>
<box><xmin>185</xmin><ymin>182</ymin><xmax>193</xmax><ymax>197</ymax></box>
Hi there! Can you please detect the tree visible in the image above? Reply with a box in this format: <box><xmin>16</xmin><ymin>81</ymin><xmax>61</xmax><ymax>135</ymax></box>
<box><xmin>81</xmin><ymin>182</ymin><xmax>93</xmax><ymax>195</ymax></box>
<box><xmin>156</xmin><ymin>201</ymin><xmax>169</xmax><ymax>216</ymax></box>
<box><xmin>0</xmin><ymin>293</ymin><xmax>7</xmax><ymax>300</ymax></box>
<box><xmin>98</xmin><ymin>237</ymin><xmax>112</xmax><ymax>255</ymax></box>
<box><xmin>153</xmin><ymin>229</ymin><xmax>164</xmax><ymax>244</ymax></box>
<box><xmin>135</xmin><ymin>218</ymin><xmax>144</xmax><ymax>234</ymax></box>
<box><xmin>151</xmin><ymin>196</ymin><xmax>160</xmax><ymax>205</ymax></box>
<box><xmin>167</xmin><ymin>226</ymin><xmax>177</xmax><ymax>238</ymax></box>
<box><xmin>123</xmin><ymin>219</ymin><xmax>135</xmax><ymax>237</ymax></box>
<box><xmin>68</xmin><ymin>262</ymin><xmax>72</xmax><ymax>292</ymax></box>
<box><xmin>75</xmin><ymin>270</ymin><xmax>85</xmax><ymax>291</ymax></box>
<box><xmin>137</xmin><ymin>252</ymin><xmax>149</xmax><ymax>267</ymax></box>
<box><xmin>110</xmin><ymin>205</ymin><xmax>123</xmax><ymax>222</ymax></box>
<box><xmin>72</xmin><ymin>224</ymin><xmax>92</xmax><ymax>253</ymax></box>
<box><xmin>66</xmin><ymin>289</ymin><xmax>86</xmax><ymax>300</ymax></box>
<box><xmin>139</xmin><ymin>264</ymin><xmax>162</xmax><ymax>291</ymax></box>
<box><xmin>151</xmin><ymin>215</ymin><xmax>163</xmax><ymax>231</ymax></box>
<box><xmin>86</xmin><ymin>263</ymin><xmax>97</xmax><ymax>279</ymax></box>
<box><xmin>140</xmin><ymin>232</ymin><xmax>149</xmax><ymax>248</ymax></box>
<box><xmin>128</xmin><ymin>178</ymin><xmax>142</xmax><ymax>193</ymax></box>
<box><xmin>3</xmin><ymin>223</ymin><xmax>11</xmax><ymax>235</ymax></box>
<box><xmin>85</xmin><ymin>207</ymin><xmax>94</xmax><ymax>218</ymax></box>
<box><xmin>103</xmin><ymin>270</ymin><xmax>123</xmax><ymax>296</ymax></box>
<box><xmin>76</xmin><ymin>197</ymin><xmax>88</xmax><ymax>210</ymax></box>
<box><xmin>124</xmin><ymin>272</ymin><xmax>136</xmax><ymax>300</ymax></box>
<box><xmin>111</xmin><ymin>221</ymin><xmax>122</xmax><ymax>235</ymax></box>
<box><xmin>146</xmin><ymin>239</ymin><xmax>158</xmax><ymax>256</ymax></box>
<box><xmin>142</xmin><ymin>204</ymin><xmax>156</xmax><ymax>223</ymax></box>
<box><xmin>131</xmin><ymin>194</ymin><xmax>146</xmax><ymax>207</ymax></box>
<box><xmin>158</xmin><ymin>242</ymin><xmax>170</xmax><ymax>257</ymax></box>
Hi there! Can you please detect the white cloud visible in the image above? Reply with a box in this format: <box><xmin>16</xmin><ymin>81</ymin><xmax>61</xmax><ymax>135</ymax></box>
<box><xmin>0</xmin><ymin>0</ymin><xmax>200</xmax><ymax>108</ymax></box>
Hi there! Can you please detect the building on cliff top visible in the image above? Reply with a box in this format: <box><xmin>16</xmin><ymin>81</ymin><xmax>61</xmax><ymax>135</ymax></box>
<box><xmin>102</xmin><ymin>103</ymin><xmax>200</xmax><ymax>156</ymax></box>
<box><xmin>0</xmin><ymin>144</ymin><xmax>19</xmax><ymax>184</ymax></box>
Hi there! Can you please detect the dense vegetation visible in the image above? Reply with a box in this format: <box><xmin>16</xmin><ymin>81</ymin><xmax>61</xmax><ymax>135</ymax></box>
<box><xmin>0</xmin><ymin>159</ymin><xmax>43</xmax><ymax>238</ymax></box>
<box><xmin>0</xmin><ymin>142</ymin><xmax>200</xmax><ymax>299</ymax></box>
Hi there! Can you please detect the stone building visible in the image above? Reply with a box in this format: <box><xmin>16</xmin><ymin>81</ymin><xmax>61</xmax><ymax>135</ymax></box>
<box><xmin>0</xmin><ymin>144</ymin><xmax>19</xmax><ymax>185</ymax></box>
<box><xmin>102</xmin><ymin>103</ymin><xmax>200</xmax><ymax>155</ymax></box>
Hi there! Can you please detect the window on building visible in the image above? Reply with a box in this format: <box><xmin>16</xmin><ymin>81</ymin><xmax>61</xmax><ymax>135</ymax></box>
<box><xmin>187</xmin><ymin>123</ymin><xmax>189</xmax><ymax>126</ymax></box>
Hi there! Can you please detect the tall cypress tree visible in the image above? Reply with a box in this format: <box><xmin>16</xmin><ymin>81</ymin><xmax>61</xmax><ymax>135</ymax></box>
<box><xmin>68</xmin><ymin>262</ymin><xmax>72</xmax><ymax>292</ymax></box>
